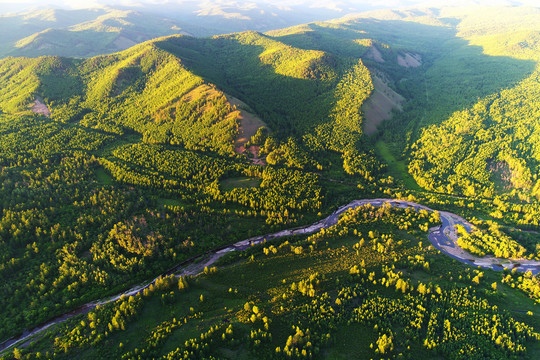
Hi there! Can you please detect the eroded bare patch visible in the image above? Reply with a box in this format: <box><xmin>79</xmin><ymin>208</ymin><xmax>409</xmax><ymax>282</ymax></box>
<box><xmin>226</xmin><ymin>94</ymin><xmax>267</xmax><ymax>161</ymax></box>
<box><xmin>397</xmin><ymin>52</ymin><xmax>422</xmax><ymax>67</ymax></box>
<box><xmin>363</xmin><ymin>74</ymin><xmax>404</xmax><ymax>135</ymax></box>
<box><xmin>113</xmin><ymin>36</ymin><xmax>137</xmax><ymax>50</ymax></box>
<box><xmin>31</xmin><ymin>99</ymin><xmax>51</xmax><ymax>117</ymax></box>
<box><xmin>367</xmin><ymin>46</ymin><xmax>385</xmax><ymax>63</ymax></box>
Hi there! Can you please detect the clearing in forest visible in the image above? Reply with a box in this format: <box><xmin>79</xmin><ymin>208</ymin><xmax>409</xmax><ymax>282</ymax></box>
<box><xmin>220</xmin><ymin>176</ymin><xmax>261</xmax><ymax>191</ymax></box>
<box><xmin>227</xmin><ymin>94</ymin><xmax>268</xmax><ymax>164</ymax></box>
<box><xmin>31</xmin><ymin>98</ymin><xmax>51</xmax><ymax>117</ymax></box>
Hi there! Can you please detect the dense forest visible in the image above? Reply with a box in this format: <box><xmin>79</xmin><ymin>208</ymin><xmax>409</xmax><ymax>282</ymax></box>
<box><xmin>1</xmin><ymin>4</ymin><xmax>540</xmax><ymax>360</ymax></box>
<box><xmin>0</xmin><ymin>24</ymin><xmax>382</xmax><ymax>347</ymax></box>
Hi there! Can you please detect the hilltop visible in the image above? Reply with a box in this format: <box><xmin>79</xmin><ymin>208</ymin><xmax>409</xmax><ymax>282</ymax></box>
<box><xmin>2</xmin><ymin>5</ymin><xmax>540</xmax><ymax>360</ymax></box>
<box><xmin>0</xmin><ymin>8</ymin><xmax>201</xmax><ymax>59</ymax></box>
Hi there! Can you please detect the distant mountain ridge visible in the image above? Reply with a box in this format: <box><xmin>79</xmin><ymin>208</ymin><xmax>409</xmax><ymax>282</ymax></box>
<box><xmin>0</xmin><ymin>7</ymin><xmax>202</xmax><ymax>58</ymax></box>
<box><xmin>2</xmin><ymin>6</ymin><xmax>540</xmax><ymax>356</ymax></box>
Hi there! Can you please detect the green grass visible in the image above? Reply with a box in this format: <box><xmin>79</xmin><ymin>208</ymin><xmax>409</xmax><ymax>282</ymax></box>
<box><xmin>94</xmin><ymin>167</ymin><xmax>113</xmax><ymax>185</ymax></box>
<box><xmin>157</xmin><ymin>198</ymin><xmax>189</xmax><ymax>208</ymax></box>
<box><xmin>375</xmin><ymin>140</ymin><xmax>421</xmax><ymax>191</ymax></box>
<box><xmin>220</xmin><ymin>177</ymin><xmax>261</xmax><ymax>191</ymax></box>
<box><xmin>323</xmin><ymin>323</ymin><xmax>375</xmax><ymax>359</ymax></box>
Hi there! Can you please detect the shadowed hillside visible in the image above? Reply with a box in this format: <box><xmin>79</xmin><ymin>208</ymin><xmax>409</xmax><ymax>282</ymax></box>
<box><xmin>3</xmin><ymin>6</ymin><xmax>540</xmax><ymax>359</ymax></box>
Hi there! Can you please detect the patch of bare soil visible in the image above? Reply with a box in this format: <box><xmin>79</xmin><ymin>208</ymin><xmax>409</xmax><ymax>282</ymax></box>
<box><xmin>234</xmin><ymin>108</ymin><xmax>266</xmax><ymax>145</ymax></box>
<box><xmin>367</xmin><ymin>46</ymin><xmax>385</xmax><ymax>63</ymax></box>
<box><xmin>363</xmin><ymin>75</ymin><xmax>404</xmax><ymax>135</ymax></box>
<box><xmin>248</xmin><ymin>145</ymin><xmax>266</xmax><ymax>165</ymax></box>
<box><xmin>37</xmin><ymin>43</ymin><xmax>52</xmax><ymax>50</ymax></box>
<box><xmin>397</xmin><ymin>52</ymin><xmax>422</xmax><ymax>67</ymax></box>
<box><xmin>227</xmin><ymin>96</ymin><xmax>266</xmax><ymax>144</ymax></box>
<box><xmin>31</xmin><ymin>99</ymin><xmax>51</xmax><ymax>117</ymax></box>
<box><xmin>489</xmin><ymin>160</ymin><xmax>513</xmax><ymax>190</ymax></box>
<box><xmin>234</xmin><ymin>145</ymin><xmax>266</xmax><ymax>165</ymax></box>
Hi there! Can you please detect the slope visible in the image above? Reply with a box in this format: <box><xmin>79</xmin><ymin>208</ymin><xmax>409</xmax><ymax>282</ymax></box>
<box><xmin>0</xmin><ymin>33</ymin><xmax>377</xmax><ymax>344</ymax></box>
<box><xmin>3</xmin><ymin>7</ymin><xmax>540</xmax><ymax>355</ymax></box>
<box><xmin>0</xmin><ymin>40</ymin><xmax>240</xmax><ymax>154</ymax></box>
<box><xmin>404</xmin><ymin>7</ymin><xmax>540</xmax><ymax>200</ymax></box>
<box><xmin>0</xmin><ymin>8</ymin><xmax>200</xmax><ymax>59</ymax></box>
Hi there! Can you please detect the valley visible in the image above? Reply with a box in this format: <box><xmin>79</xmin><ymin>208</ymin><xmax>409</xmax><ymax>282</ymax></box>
<box><xmin>2</xmin><ymin>196</ymin><xmax>540</xmax><ymax>358</ymax></box>
<box><xmin>1</xmin><ymin>3</ymin><xmax>540</xmax><ymax>360</ymax></box>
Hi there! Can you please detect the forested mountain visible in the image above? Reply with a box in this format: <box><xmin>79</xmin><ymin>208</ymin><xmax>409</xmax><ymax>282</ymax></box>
<box><xmin>403</xmin><ymin>7</ymin><xmax>540</xmax><ymax>201</ymax></box>
<box><xmin>2</xmin><ymin>4</ymin><xmax>540</xmax><ymax>360</ymax></box>
<box><xmin>0</xmin><ymin>26</ymin><xmax>383</xmax><ymax>348</ymax></box>
<box><xmin>0</xmin><ymin>8</ymin><xmax>201</xmax><ymax>58</ymax></box>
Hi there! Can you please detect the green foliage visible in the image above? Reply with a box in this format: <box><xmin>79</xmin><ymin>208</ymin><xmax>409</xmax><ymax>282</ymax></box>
<box><xmin>154</xmin><ymin>32</ymin><xmax>373</xmax><ymax>157</ymax></box>
<box><xmin>456</xmin><ymin>221</ymin><xmax>527</xmax><ymax>259</ymax></box>
<box><xmin>14</xmin><ymin>202</ymin><xmax>540</xmax><ymax>360</ymax></box>
<box><xmin>409</xmin><ymin>70</ymin><xmax>540</xmax><ymax>199</ymax></box>
<box><xmin>502</xmin><ymin>270</ymin><xmax>540</xmax><ymax>303</ymax></box>
<box><xmin>3</xmin><ymin>7</ymin><xmax>540</xmax><ymax>360</ymax></box>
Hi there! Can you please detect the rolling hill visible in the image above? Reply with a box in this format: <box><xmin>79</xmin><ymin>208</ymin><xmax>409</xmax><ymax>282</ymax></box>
<box><xmin>0</xmin><ymin>28</ymin><xmax>383</xmax><ymax>346</ymax></box>
<box><xmin>2</xmin><ymin>4</ymin><xmax>540</xmax><ymax>360</ymax></box>
<box><xmin>0</xmin><ymin>8</ymin><xmax>201</xmax><ymax>58</ymax></box>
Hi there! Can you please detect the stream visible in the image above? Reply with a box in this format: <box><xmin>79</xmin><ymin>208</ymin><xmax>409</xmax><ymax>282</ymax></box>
<box><xmin>1</xmin><ymin>198</ymin><xmax>539</xmax><ymax>354</ymax></box>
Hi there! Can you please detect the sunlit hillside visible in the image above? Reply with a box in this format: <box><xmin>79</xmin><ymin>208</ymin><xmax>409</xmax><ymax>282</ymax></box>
<box><xmin>2</xmin><ymin>4</ymin><xmax>540</xmax><ymax>360</ymax></box>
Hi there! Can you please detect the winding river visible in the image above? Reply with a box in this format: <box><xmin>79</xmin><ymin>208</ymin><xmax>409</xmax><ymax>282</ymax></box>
<box><xmin>1</xmin><ymin>198</ymin><xmax>540</xmax><ymax>354</ymax></box>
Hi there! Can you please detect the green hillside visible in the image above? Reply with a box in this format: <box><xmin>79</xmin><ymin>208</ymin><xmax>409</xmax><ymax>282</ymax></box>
<box><xmin>403</xmin><ymin>7</ymin><xmax>540</xmax><ymax>201</ymax></box>
<box><xmin>0</xmin><ymin>29</ymin><xmax>384</xmax><ymax>347</ymax></box>
<box><xmin>0</xmin><ymin>8</ymin><xmax>200</xmax><ymax>59</ymax></box>
<box><xmin>3</xmin><ymin>5</ymin><xmax>540</xmax><ymax>360</ymax></box>
<box><xmin>155</xmin><ymin>32</ymin><xmax>373</xmax><ymax>154</ymax></box>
